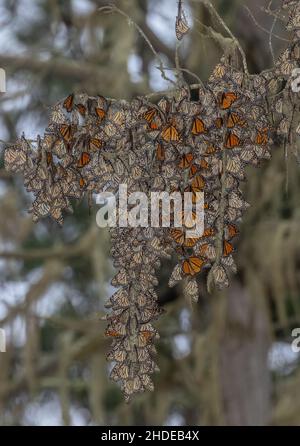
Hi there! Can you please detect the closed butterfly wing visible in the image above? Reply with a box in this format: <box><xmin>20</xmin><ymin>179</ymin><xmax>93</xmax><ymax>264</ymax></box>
<box><xmin>161</xmin><ymin>125</ymin><xmax>180</xmax><ymax>143</ymax></box>
<box><xmin>63</xmin><ymin>94</ymin><xmax>74</xmax><ymax>113</ymax></box>
<box><xmin>227</xmin><ymin>112</ymin><xmax>246</xmax><ymax>128</ymax></box>
<box><xmin>77</xmin><ymin>152</ymin><xmax>91</xmax><ymax>168</ymax></box>
<box><xmin>225</xmin><ymin>131</ymin><xmax>241</xmax><ymax>149</ymax></box>
<box><xmin>192</xmin><ymin>117</ymin><xmax>207</xmax><ymax>135</ymax></box>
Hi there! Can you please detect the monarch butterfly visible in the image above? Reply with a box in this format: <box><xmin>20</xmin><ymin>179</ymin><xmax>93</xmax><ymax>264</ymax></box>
<box><xmin>143</xmin><ymin>108</ymin><xmax>162</xmax><ymax>131</ymax></box>
<box><xmin>156</xmin><ymin>143</ymin><xmax>165</xmax><ymax>161</ymax></box>
<box><xmin>199</xmin><ymin>243</ymin><xmax>216</xmax><ymax>260</ymax></box>
<box><xmin>141</xmin><ymin>322</ymin><xmax>157</xmax><ymax>335</ymax></box>
<box><xmin>77</xmin><ymin>152</ymin><xmax>91</xmax><ymax>168</ymax></box>
<box><xmin>59</xmin><ymin>124</ymin><xmax>72</xmax><ymax>142</ymax></box>
<box><xmin>212</xmin><ymin>265</ymin><xmax>229</xmax><ymax>287</ymax></box>
<box><xmin>111</xmin><ymin>289</ymin><xmax>130</xmax><ymax>308</ymax></box>
<box><xmin>222</xmin><ymin>254</ymin><xmax>237</xmax><ymax>273</ymax></box>
<box><xmin>140</xmin><ymin>330</ymin><xmax>155</xmax><ymax>344</ymax></box>
<box><xmin>107</xmin><ymin>346</ymin><xmax>127</xmax><ymax>362</ymax></box>
<box><xmin>89</xmin><ymin>137</ymin><xmax>102</xmax><ymax>151</ymax></box>
<box><xmin>111</xmin><ymin>363</ymin><xmax>129</xmax><ymax>380</ymax></box>
<box><xmin>255</xmin><ymin>128</ymin><xmax>268</xmax><ymax>145</ymax></box>
<box><xmin>223</xmin><ymin>240</ymin><xmax>234</xmax><ymax>257</ymax></box>
<box><xmin>111</xmin><ymin>110</ymin><xmax>125</xmax><ymax>126</ymax></box>
<box><xmin>169</xmin><ymin>264</ymin><xmax>183</xmax><ymax>286</ymax></box>
<box><xmin>182</xmin><ymin>256</ymin><xmax>205</xmax><ymax>276</ymax></box>
<box><xmin>184</xmin><ymin>278</ymin><xmax>198</xmax><ymax>300</ymax></box>
<box><xmin>225</xmin><ymin>131</ymin><xmax>241</xmax><ymax>149</ymax></box>
<box><xmin>63</xmin><ymin>94</ymin><xmax>74</xmax><ymax>113</ymax></box>
<box><xmin>212</xmin><ymin>63</ymin><xmax>226</xmax><ymax>79</ymax></box>
<box><xmin>46</xmin><ymin>152</ymin><xmax>53</xmax><ymax>166</ymax></box>
<box><xmin>161</xmin><ymin>124</ymin><xmax>180</xmax><ymax>142</ymax></box>
<box><xmin>143</xmin><ymin>108</ymin><xmax>157</xmax><ymax>124</ymax></box>
<box><xmin>205</xmin><ymin>145</ymin><xmax>219</xmax><ymax>155</ymax></box>
<box><xmin>95</xmin><ymin>107</ymin><xmax>106</xmax><ymax>121</ymax></box>
<box><xmin>175</xmin><ymin>0</ymin><xmax>190</xmax><ymax>40</ymax></box>
<box><xmin>227</xmin><ymin>112</ymin><xmax>246</xmax><ymax>128</ymax></box>
<box><xmin>282</xmin><ymin>0</ymin><xmax>297</xmax><ymax>9</ymax></box>
<box><xmin>51</xmin><ymin>106</ymin><xmax>66</xmax><ymax>124</ymax></box>
<box><xmin>219</xmin><ymin>91</ymin><xmax>238</xmax><ymax>110</ymax></box>
<box><xmin>192</xmin><ymin>117</ymin><xmax>207</xmax><ymax>135</ymax></box>
<box><xmin>228</xmin><ymin>191</ymin><xmax>249</xmax><ymax>210</ymax></box>
<box><xmin>76</xmin><ymin>103</ymin><xmax>87</xmax><ymax>116</ymax></box>
<box><xmin>189</xmin><ymin>164</ymin><xmax>198</xmax><ymax>177</ymax></box>
<box><xmin>191</xmin><ymin>175</ymin><xmax>205</xmax><ymax>191</ymax></box>
<box><xmin>79</xmin><ymin>177</ymin><xmax>85</xmax><ymax>189</ymax></box>
<box><xmin>226</xmin><ymin>157</ymin><xmax>244</xmax><ymax>179</ymax></box>
<box><xmin>287</xmin><ymin>11</ymin><xmax>300</xmax><ymax>30</ymax></box>
<box><xmin>184</xmin><ymin>237</ymin><xmax>199</xmax><ymax>248</ymax></box>
<box><xmin>170</xmin><ymin>229</ymin><xmax>199</xmax><ymax>247</ymax></box>
<box><xmin>201</xmin><ymin>227</ymin><xmax>215</xmax><ymax>237</ymax></box>
<box><xmin>179</xmin><ymin>153</ymin><xmax>193</xmax><ymax>168</ymax></box>
<box><xmin>139</xmin><ymin>306</ymin><xmax>162</xmax><ymax>323</ymax></box>
<box><xmin>157</xmin><ymin>97</ymin><xmax>171</xmax><ymax>114</ymax></box>
<box><xmin>240</xmin><ymin>147</ymin><xmax>256</xmax><ymax>163</ymax></box>
<box><xmin>226</xmin><ymin>224</ymin><xmax>239</xmax><ymax>239</ymax></box>
<box><xmin>105</xmin><ymin>328</ymin><xmax>123</xmax><ymax>338</ymax></box>
<box><xmin>141</xmin><ymin>375</ymin><xmax>154</xmax><ymax>392</ymax></box>
<box><xmin>199</xmin><ymin>159</ymin><xmax>209</xmax><ymax>170</ymax></box>
<box><xmin>125</xmin><ymin>377</ymin><xmax>144</xmax><ymax>396</ymax></box>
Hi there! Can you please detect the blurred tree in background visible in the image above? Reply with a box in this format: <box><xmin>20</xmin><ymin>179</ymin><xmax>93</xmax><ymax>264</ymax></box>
<box><xmin>0</xmin><ymin>0</ymin><xmax>300</xmax><ymax>426</ymax></box>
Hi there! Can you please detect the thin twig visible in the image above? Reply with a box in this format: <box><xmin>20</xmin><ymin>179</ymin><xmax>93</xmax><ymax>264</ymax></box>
<box><xmin>269</xmin><ymin>15</ymin><xmax>277</xmax><ymax>65</ymax></box>
<box><xmin>98</xmin><ymin>4</ymin><xmax>177</xmax><ymax>87</ymax></box>
<box><xmin>244</xmin><ymin>6</ymin><xmax>289</xmax><ymax>43</ymax></box>
<box><xmin>192</xmin><ymin>0</ymin><xmax>249</xmax><ymax>74</ymax></box>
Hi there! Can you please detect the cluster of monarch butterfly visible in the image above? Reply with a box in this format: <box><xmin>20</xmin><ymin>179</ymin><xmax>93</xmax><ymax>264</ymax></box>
<box><xmin>4</xmin><ymin>0</ymin><xmax>299</xmax><ymax>400</ymax></box>
<box><xmin>105</xmin><ymin>228</ymin><xmax>171</xmax><ymax>400</ymax></box>
<box><xmin>269</xmin><ymin>0</ymin><xmax>300</xmax><ymax>158</ymax></box>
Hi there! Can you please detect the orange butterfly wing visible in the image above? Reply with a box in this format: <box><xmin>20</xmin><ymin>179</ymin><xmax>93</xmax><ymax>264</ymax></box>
<box><xmin>161</xmin><ymin>125</ymin><xmax>179</xmax><ymax>142</ymax></box>
<box><xmin>202</xmin><ymin>227</ymin><xmax>215</xmax><ymax>237</ymax></box>
<box><xmin>46</xmin><ymin>152</ymin><xmax>53</xmax><ymax>166</ymax></box>
<box><xmin>223</xmin><ymin>240</ymin><xmax>234</xmax><ymax>256</ymax></box>
<box><xmin>77</xmin><ymin>152</ymin><xmax>91</xmax><ymax>168</ymax></box>
<box><xmin>184</xmin><ymin>237</ymin><xmax>199</xmax><ymax>248</ymax></box>
<box><xmin>225</xmin><ymin>131</ymin><xmax>240</xmax><ymax>149</ymax></box>
<box><xmin>189</xmin><ymin>164</ymin><xmax>198</xmax><ymax>177</ymax></box>
<box><xmin>63</xmin><ymin>94</ymin><xmax>74</xmax><ymax>113</ymax></box>
<box><xmin>191</xmin><ymin>175</ymin><xmax>205</xmax><ymax>191</ymax></box>
<box><xmin>95</xmin><ymin>107</ymin><xmax>106</xmax><ymax>121</ymax></box>
<box><xmin>59</xmin><ymin>124</ymin><xmax>72</xmax><ymax>142</ymax></box>
<box><xmin>255</xmin><ymin>128</ymin><xmax>268</xmax><ymax>145</ymax></box>
<box><xmin>76</xmin><ymin>103</ymin><xmax>86</xmax><ymax>116</ymax></box>
<box><xmin>144</xmin><ymin>109</ymin><xmax>156</xmax><ymax>123</ymax></box>
<box><xmin>89</xmin><ymin>138</ymin><xmax>102</xmax><ymax>151</ymax></box>
<box><xmin>182</xmin><ymin>256</ymin><xmax>205</xmax><ymax>275</ymax></box>
<box><xmin>179</xmin><ymin>153</ymin><xmax>193</xmax><ymax>169</ymax></box>
<box><xmin>170</xmin><ymin>229</ymin><xmax>185</xmax><ymax>245</ymax></box>
<box><xmin>105</xmin><ymin>328</ymin><xmax>122</xmax><ymax>338</ymax></box>
<box><xmin>219</xmin><ymin>92</ymin><xmax>238</xmax><ymax>110</ymax></box>
<box><xmin>200</xmin><ymin>159</ymin><xmax>209</xmax><ymax>170</ymax></box>
<box><xmin>192</xmin><ymin>117</ymin><xmax>206</xmax><ymax>135</ymax></box>
<box><xmin>227</xmin><ymin>224</ymin><xmax>239</xmax><ymax>239</ymax></box>
<box><xmin>227</xmin><ymin>112</ymin><xmax>246</xmax><ymax>128</ymax></box>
